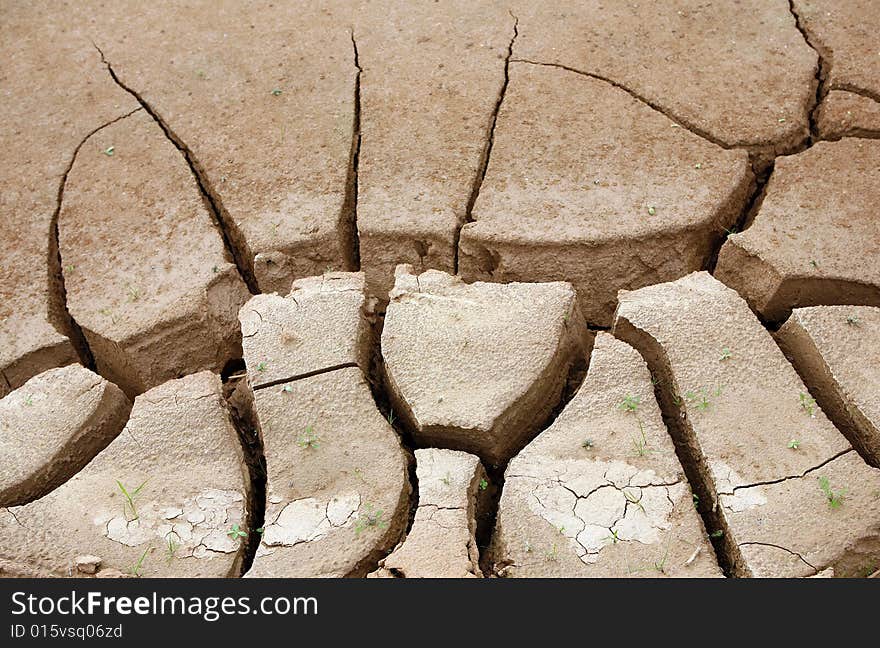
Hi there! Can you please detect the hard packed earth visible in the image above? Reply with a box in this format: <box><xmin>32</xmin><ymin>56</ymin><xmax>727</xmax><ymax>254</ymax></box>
<box><xmin>1</xmin><ymin>0</ymin><xmax>879</xmax><ymax>579</ymax></box>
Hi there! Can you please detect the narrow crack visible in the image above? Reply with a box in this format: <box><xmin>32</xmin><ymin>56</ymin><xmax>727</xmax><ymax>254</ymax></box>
<box><xmin>221</xmin><ymin>377</ymin><xmax>266</xmax><ymax>577</ymax></box>
<box><xmin>251</xmin><ymin>362</ymin><xmax>359</xmax><ymax>391</ymax></box>
<box><xmin>728</xmin><ymin>448</ymin><xmax>852</xmax><ymax>493</ymax></box>
<box><xmin>91</xmin><ymin>42</ymin><xmax>259</xmax><ymax>294</ymax></box>
<box><xmin>788</xmin><ymin>0</ymin><xmax>828</xmax><ymax>143</ymax></box>
<box><xmin>452</xmin><ymin>12</ymin><xmax>518</xmax><ymax>274</ymax></box>
<box><xmin>48</xmin><ymin>107</ymin><xmax>143</xmax><ymax>372</ymax></box>
<box><xmin>739</xmin><ymin>540</ymin><xmax>817</xmax><ymax>572</ymax></box>
<box><xmin>342</xmin><ymin>30</ymin><xmax>362</xmax><ymax>271</ymax></box>
<box><xmin>513</xmin><ymin>59</ymin><xmax>731</xmax><ymax>151</ymax></box>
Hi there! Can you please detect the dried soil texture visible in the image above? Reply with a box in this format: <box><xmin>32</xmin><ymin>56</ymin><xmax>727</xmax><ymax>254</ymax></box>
<box><xmin>776</xmin><ymin>306</ymin><xmax>880</xmax><ymax>466</ymax></box>
<box><xmin>458</xmin><ymin>62</ymin><xmax>753</xmax><ymax>325</ymax></box>
<box><xmin>240</xmin><ymin>272</ymin><xmax>410</xmax><ymax>577</ymax></box>
<box><xmin>58</xmin><ymin>110</ymin><xmax>249</xmax><ymax>397</ymax></box>
<box><xmin>492</xmin><ymin>333</ymin><xmax>720</xmax><ymax>578</ymax></box>
<box><xmin>614</xmin><ymin>273</ymin><xmax>880</xmax><ymax>577</ymax></box>
<box><xmin>382</xmin><ymin>266</ymin><xmax>590</xmax><ymax>466</ymax></box>
<box><xmin>0</xmin><ymin>365</ymin><xmax>130</xmax><ymax>508</ymax></box>
<box><xmin>371</xmin><ymin>448</ymin><xmax>486</xmax><ymax>578</ymax></box>
<box><xmin>716</xmin><ymin>139</ymin><xmax>880</xmax><ymax>322</ymax></box>
<box><xmin>0</xmin><ymin>372</ymin><xmax>249</xmax><ymax>578</ymax></box>
<box><xmin>0</xmin><ymin>5</ymin><xmax>138</xmax><ymax>396</ymax></box>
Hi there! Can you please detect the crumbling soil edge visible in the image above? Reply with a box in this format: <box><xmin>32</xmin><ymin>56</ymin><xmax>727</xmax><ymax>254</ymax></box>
<box><xmin>452</xmin><ymin>12</ymin><xmax>518</xmax><ymax>274</ymax></box>
<box><xmin>48</xmin><ymin>107</ymin><xmax>143</xmax><ymax>371</ymax></box>
<box><xmin>91</xmin><ymin>42</ymin><xmax>259</xmax><ymax>294</ymax></box>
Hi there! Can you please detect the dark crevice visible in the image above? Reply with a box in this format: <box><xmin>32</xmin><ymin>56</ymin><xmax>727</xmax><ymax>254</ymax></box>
<box><xmin>251</xmin><ymin>362</ymin><xmax>359</xmax><ymax>391</ymax></box>
<box><xmin>222</xmin><ymin>377</ymin><xmax>267</xmax><ymax>577</ymax></box>
<box><xmin>452</xmin><ymin>12</ymin><xmax>518</xmax><ymax>274</ymax></box>
<box><xmin>91</xmin><ymin>42</ymin><xmax>259</xmax><ymax>294</ymax></box>
<box><xmin>341</xmin><ymin>30</ymin><xmax>362</xmax><ymax>271</ymax></box>
<box><xmin>612</xmin><ymin>318</ymin><xmax>739</xmax><ymax>577</ymax></box>
<box><xmin>788</xmin><ymin>0</ymin><xmax>829</xmax><ymax>144</ymax></box>
<box><xmin>704</xmin><ymin>160</ymin><xmax>773</xmax><ymax>273</ymax></box>
<box><xmin>48</xmin><ymin>107</ymin><xmax>143</xmax><ymax>371</ymax></box>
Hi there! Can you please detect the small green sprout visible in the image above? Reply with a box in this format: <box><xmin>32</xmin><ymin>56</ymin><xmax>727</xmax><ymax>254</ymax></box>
<box><xmin>129</xmin><ymin>546</ymin><xmax>152</xmax><ymax>577</ymax></box>
<box><xmin>281</xmin><ymin>384</ymin><xmax>293</xmax><ymax>393</ymax></box>
<box><xmin>581</xmin><ymin>438</ymin><xmax>594</xmax><ymax>450</ymax></box>
<box><xmin>256</xmin><ymin>362</ymin><xmax>268</xmax><ymax>372</ymax></box>
<box><xmin>296</xmin><ymin>426</ymin><xmax>319</xmax><ymax>450</ymax></box>
<box><xmin>211</xmin><ymin>265</ymin><xmax>218</xmax><ymax>273</ymax></box>
<box><xmin>694</xmin><ymin>162</ymin><xmax>703</xmax><ymax>170</ymax></box>
<box><xmin>23</xmin><ymin>396</ymin><xmax>33</xmax><ymax>407</ymax></box>
<box><xmin>546</xmin><ymin>543</ymin><xmax>559</xmax><ymax>561</ymax></box>
<box><xmin>778</xmin><ymin>117</ymin><xmax>786</xmax><ymax>123</ymax></box>
<box><xmin>619</xmin><ymin>394</ymin><xmax>640</xmax><ymax>413</ymax></box>
<box><xmin>606</xmin><ymin>528</ymin><xmax>621</xmax><ymax>544</ymax></box>
<box><xmin>720</xmin><ymin>347</ymin><xmax>732</xmax><ymax>361</ymax></box>
<box><xmin>723</xmin><ymin>225</ymin><xmax>739</xmax><ymax>237</ymax></box>
<box><xmin>386</xmin><ymin>410</ymin><xmax>396</xmax><ymax>426</ymax></box>
<box><xmin>692</xmin><ymin>493</ymin><xmax>700</xmax><ymax>509</ymax></box>
<box><xmin>103</xmin><ymin>146</ymin><xmax>115</xmax><ymax>156</ymax></box>
<box><xmin>479</xmin><ymin>478</ymin><xmax>489</xmax><ymax>491</ymax></box>
<box><xmin>653</xmin><ymin>545</ymin><xmax>671</xmax><ymax>573</ymax></box>
<box><xmin>440</xmin><ymin>473</ymin><xmax>451</xmax><ymax>486</ymax></box>
<box><xmin>116</xmin><ymin>479</ymin><xmax>148</xmax><ymax>521</ymax></box>
<box><xmin>809</xmin><ymin>260</ymin><xmax>819</xmax><ymax>269</ymax></box>
<box><xmin>686</xmin><ymin>388</ymin><xmax>712</xmax><ymax>412</ymax></box>
<box><xmin>846</xmin><ymin>315</ymin><xmax>861</xmax><ymax>326</ymax></box>
<box><xmin>165</xmin><ymin>533</ymin><xmax>180</xmax><ymax>562</ymax></box>
<box><xmin>271</xmin><ymin>88</ymin><xmax>283</xmax><ymax>96</ymax></box>
<box><xmin>126</xmin><ymin>285</ymin><xmax>140</xmax><ymax>303</ymax></box>
<box><xmin>710</xmin><ymin>530</ymin><xmax>724</xmax><ymax>539</ymax></box>
<box><xmin>818</xmin><ymin>476</ymin><xmax>845</xmax><ymax>509</ymax></box>
<box><xmin>631</xmin><ymin>422</ymin><xmax>652</xmax><ymax>458</ymax></box>
<box><xmin>355</xmin><ymin>504</ymin><xmax>387</xmax><ymax>535</ymax></box>
<box><xmin>787</xmin><ymin>439</ymin><xmax>801</xmax><ymax>450</ymax></box>
<box><xmin>227</xmin><ymin>524</ymin><xmax>248</xmax><ymax>541</ymax></box>
<box><xmin>646</xmin><ymin>205</ymin><xmax>656</xmax><ymax>216</ymax></box>
<box><xmin>799</xmin><ymin>392</ymin><xmax>816</xmax><ymax>417</ymax></box>
<box><xmin>623</xmin><ymin>489</ymin><xmax>645</xmax><ymax>513</ymax></box>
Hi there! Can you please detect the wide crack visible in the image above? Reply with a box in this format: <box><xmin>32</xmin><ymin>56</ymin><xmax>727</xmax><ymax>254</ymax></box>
<box><xmin>48</xmin><ymin>107</ymin><xmax>143</xmax><ymax>372</ymax></box>
<box><xmin>91</xmin><ymin>42</ymin><xmax>259</xmax><ymax>294</ymax></box>
<box><xmin>342</xmin><ymin>30</ymin><xmax>362</xmax><ymax>272</ymax></box>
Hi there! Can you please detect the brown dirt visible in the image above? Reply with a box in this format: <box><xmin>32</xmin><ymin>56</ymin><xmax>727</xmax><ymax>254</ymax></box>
<box><xmin>3</xmin><ymin>0</ymin><xmax>880</xmax><ymax>579</ymax></box>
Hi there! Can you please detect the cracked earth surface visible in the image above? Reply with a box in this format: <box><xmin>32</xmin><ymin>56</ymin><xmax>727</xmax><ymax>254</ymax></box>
<box><xmin>1</xmin><ymin>0</ymin><xmax>879</xmax><ymax>578</ymax></box>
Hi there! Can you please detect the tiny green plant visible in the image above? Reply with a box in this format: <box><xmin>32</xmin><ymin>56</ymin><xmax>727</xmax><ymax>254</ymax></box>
<box><xmin>116</xmin><ymin>479</ymin><xmax>148</xmax><ymax>521</ymax></box>
<box><xmin>387</xmin><ymin>410</ymin><xmax>396</xmax><ymax>426</ymax></box>
<box><xmin>709</xmin><ymin>530</ymin><xmax>724</xmax><ymax>539</ymax></box>
<box><xmin>799</xmin><ymin>392</ymin><xmax>816</xmax><ymax>417</ymax></box>
<box><xmin>646</xmin><ymin>205</ymin><xmax>656</xmax><ymax>216</ymax></box>
<box><xmin>129</xmin><ymin>546</ymin><xmax>152</xmax><ymax>577</ymax></box>
<box><xmin>581</xmin><ymin>438</ymin><xmax>594</xmax><ymax>450</ymax></box>
<box><xmin>126</xmin><ymin>285</ymin><xmax>140</xmax><ymax>303</ymax></box>
<box><xmin>546</xmin><ymin>543</ymin><xmax>559</xmax><ymax>561</ymax></box>
<box><xmin>281</xmin><ymin>384</ymin><xmax>293</xmax><ymax>393</ymax></box>
<box><xmin>296</xmin><ymin>426</ymin><xmax>320</xmax><ymax>450</ymax></box>
<box><xmin>619</xmin><ymin>394</ymin><xmax>640</xmax><ymax>413</ymax></box>
<box><xmin>694</xmin><ymin>162</ymin><xmax>703</xmax><ymax>170</ymax></box>
<box><xmin>103</xmin><ymin>146</ymin><xmax>115</xmax><ymax>156</ymax></box>
<box><xmin>692</xmin><ymin>493</ymin><xmax>700</xmax><ymax>509</ymax></box>
<box><xmin>631</xmin><ymin>422</ymin><xmax>651</xmax><ymax>458</ymax></box>
<box><xmin>723</xmin><ymin>225</ymin><xmax>739</xmax><ymax>237</ymax></box>
<box><xmin>685</xmin><ymin>388</ymin><xmax>712</xmax><ymax>412</ymax></box>
<box><xmin>355</xmin><ymin>504</ymin><xmax>388</xmax><ymax>535</ymax></box>
<box><xmin>623</xmin><ymin>489</ymin><xmax>645</xmax><ymax>513</ymax></box>
<box><xmin>271</xmin><ymin>88</ymin><xmax>283</xmax><ymax>96</ymax></box>
<box><xmin>809</xmin><ymin>259</ymin><xmax>819</xmax><ymax>269</ymax></box>
<box><xmin>653</xmin><ymin>545</ymin><xmax>671</xmax><ymax>573</ymax></box>
<box><xmin>818</xmin><ymin>476</ymin><xmax>845</xmax><ymax>509</ymax></box>
<box><xmin>720</xmin><ymin>347</ymin><xmax>732</xmax><ymax>361</ymax></box>
<box><xmin>846</xmin><ymin>315</ymin><xmax>861</xmax><ymax>326</ymax></box>
<box><xmin>787</xmin><ymin>439</ymin><xmax>800</xmax><ymax>450</ymax></box>
<box><xmin>165</xmin><ymin>533</ymin><xmax>179</xmax><ymax>562</ymax></box>
<box><xmin>256</xmin><ymin>362</ymin><xmax>268</xmax><ymax>372</ymax></box>
<box><xmin>440</xmin><ymin>473</ymin><xmax>451</xmax><ymax>486</ymax></box>
<box><xmin>227</xmin><ymin>524</ymin><xmax>248</xmax><ymax>542</ymax></box>
<box><xmin>23</xmin><ymin>396</ymin><xmax>33</xmax><ymax>407</ymax></box>
<box><xmin>606</xmin><ymin>528</ymin><xmax>621</xmax><ymax>545</ymax></box>
<box><xmin>479</xmin><ymin>478</ymin><xmax>489</xmax><ymax>491</ymax></box>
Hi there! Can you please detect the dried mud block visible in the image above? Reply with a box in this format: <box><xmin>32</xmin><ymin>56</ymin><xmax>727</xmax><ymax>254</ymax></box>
<box><xmin>493</xmin><ymin>333</ymin><xmax>720</xmax><ymax>578</ymax></box>
<box><xmin>89</xmin><ymin>3</ymin><xmax>358</xmax><ymax>293</ymax></box>
<box><xmin>372</xmin><ymin>449</ymin><xmax>486</xmax><ymax>578</ymax></box>
<box><xmin>0</xmin><ymin>372</ymin><xmax>249</xmax><ymax>578</ymax></box>
<box><xmin>383</xmin><ymin>266</ymin><xmax>590</xmax><ymax>465</ymax></box>
<box><xmin>614</xmin><ymin>272</ymin><xmax>880</xmax><ymax>577</ymax></box>
<box><xmin>459</xmin><ymin>63</ymin><xmax>752</xmax><ymax>326</ymax></box>
<box><xmin>0</xmin><ymin>365</ymin><xmax>130</xmax><ymax>507</ymax></box>
<box><xmin>354</xmin><ymin>1</ymin><xmax>514</xmax><ymax>298</ymax></box>
<box><xmin>791</xmin><ymin>0</ymin><xmax>880</xmax><ymax>97</ymax></box>
<box><xmin>59</xmin><ymin>110</ymin><xmax>249</xmax><ymax>397</ymax></box>
<box><xmin>0</xmin><ymin>13</ymin><xmax>138</xmax><ymax>396</ymax></box>
<box><xmin>240</xmin><ymin>272</ymin><xmax>369</xmax><ymax>389</ymax></box>
<box><xmin>245</xmin><ymin>367</ymin><xmax>410</xmax><ymax>578</ymax></box>
<box><xmin>816</xmin><ymin>90</ymin><xmax>880</xmax><ymax>140</ymax></box>
<box><xmin>716</xmin><ymin>139</ymin><xmax>880</xmax><ymax>322</ymax></box>
<box><xmin>776</xmin><ymin>306</ymin><xmax>880</xmax><ymax>466</ymax></box>
<box><xmin>511</xmin><ymin>0</ymin><xmax>817</xmax><ymax>164</ymax></box>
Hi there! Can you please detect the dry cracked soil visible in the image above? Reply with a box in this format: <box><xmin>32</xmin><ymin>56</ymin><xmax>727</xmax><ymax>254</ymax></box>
<box><xmin>1</xmin><ymin>0</ymin><xmax>879</xmax><ymax>579</ymax></box>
